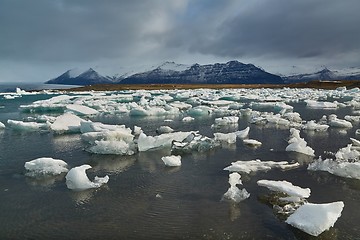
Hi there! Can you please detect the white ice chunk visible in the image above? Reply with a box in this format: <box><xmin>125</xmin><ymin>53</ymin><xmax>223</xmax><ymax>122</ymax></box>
<box><xmin>88</xmin><ymin>140</ymin><xmax>135</xmax><ymax>155</ymax></box>
<box><xmin>305</xmin><ymin>100</ymin><xmax>338</xmax><ymax>109</ymax></box>
<box><xmin>235</xmin><ymin>126</ymin><xmax>250</xmax><ymax>139</ymax></box>
<box><xmin>214</xmin><ymin>116</ymin><xmax>239</xmax><ymax>126</ymax></box>
<box><xmin>50</xmin><ymin>113</ymin><xmax>84</xmax><ymax>133</ymax></box>
<box><xmin>243</xmin><ymin>139</ymin><xmax>262</xmax><ymax>146</ymax></box>
<box><xmin>223</xmin><ymin>173</ymin><xmax>250</xmax><ymax>203</ymax></box>
<box><xmin>24</xmin><ymin>157</ymin><xmax>68</xmax><ymax>176</ymax></box>
<box><xmin>214</xmin><ymin>132</ymin><xmax>237</xmax><ymax>144</ymax></box>
<box><xmin>161</xmin><ymin>155</ymin><xmax>181</xmax><ymax>167</ymax></box>
<box><xmin>302</xmin><ymin>120</ymin><xmax>329</xmax><ymax>131</ymax></box>
<box><xmin>286</xmin><ymin>202</ymin><xmax>344</xmax><ymax>237</ymax></box>
<box><xmin>138</xmin><ymin>132</ymin><xmax>193</xmax><ymax>151</ymax></box>
<box><xmin>257</xmin><ymin>180</ymin><xmax>311</xmax><ymax>198</ymax></box>
<box><xmin>224</xmin><ymin>159</ymin><xmax>299</xmax><ymax>174</ymax></box>
<box><xmin>7</xmin><ymin>119</ymin><xmax>50</xmax><ymax>131</ymax></box>
<box><xmin>286</xmin><ymin>128</ymin><xmax>315</xmax><ymax>156</ymax></box>
<box><xmin>308</xmin><ymin>156</ymin><xmax>360</xmax><ymax>180</ymax></box>
<box><xmin>328</xmin><ymin>115</ymin><xmax>353</xmax><ymax>128</ymax></box>
<box><xmin>66</xmin><ymin>104</ymin><xmax>99</xmax><ymax>115</ymax></box>
<box><xmin>182</xmin><ymin>116</ymin><xmax>194</xmax><ymax>122</ymax></box>
<box><xmin>156</xmin><ymin>126</ymin><xmax>174</xmax><ymax>134</ymax></box>
<box><xmin>65</xmin><ymin>165</ymin><xmax>109</xmax><ymax>191</ymax></box>
<box><xmin>0</xmin><ymin>121</ymin><xmax>5</xmax><ymax>129</ymax></box>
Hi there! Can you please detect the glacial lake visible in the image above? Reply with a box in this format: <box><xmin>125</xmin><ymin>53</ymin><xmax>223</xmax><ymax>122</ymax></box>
<box><xmin>0</xmin><ymin>87</ymin><xmax>360</xmax><ymax>239</ymax></box>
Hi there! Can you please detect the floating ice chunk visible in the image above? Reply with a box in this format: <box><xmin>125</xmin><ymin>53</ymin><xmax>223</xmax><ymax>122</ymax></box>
<box><xmin>182</xmin><ymin>116</ymin><xmax>194</xmax><ymax>122</ymax></box>
<box><xmin>344</xmin><ymin>115</ymin><xmax>360</xmax><ymax>123</ymax></box>
<box><xmin>214</xmin><ymin>116</ymin><xmax>239</xmax><ymax>126</ymax></box>
<box><xmin>161</xmin><ymin>155</ymin><xmax>181</xmax><ymax>167</ymax></box>
<box><xmin>81</xmin><ymin>128</ymin><xmax>134</xmax><ymax>144</ymax></box>
<box><xmin>257</xmin><ymin>180</ymin><xmax>311</xmax><ymax>198</ymax></box>
<box><xmin>24</xmin><ymin>157</ymin><xmax>68</xmax><ymax>176</ymax></box>
<box><xmin>224</xmin><ymin>159</ymin><xmax>299</xmax><ymax>174</ymax></box>
<box><xmin>80</xmin><ymin>121</ymin><xmax>128</xmax><ymax>133</ymax></box>
<box><xmin>305</xmin><ymin>100</ymin><xmax>338</xmax><ymax>109</ymax></box>
<box><xmin>235</xmin><ymin>126</ymin><xmax>250</xmax><ymax>139</ymax></box>
<box><xmin>138</xmin><ymin>131</ymin><xmax>193</xmax><ymax>151</ymax></box>
<box><xmin>169</xmin><ymin>101</ymin><xmax>192</xmax><ymax>110</ymax></box>
<box><xmin>187</xmin><ymin>106</ymin><xmax>212</xmax><ymax>117</ymax></box>
<box><xmin>286</xmin><ymin>202</ymin><xmax>344</xmax><ymax>237</ymax></box>
<box><xmin>283</xmin><ymin>112</ymin><xmax>302</xmax><ymax>123</ymax></box>
<box><xmin>214</xmin><ymin>132</ymin><xmax>237</xmax><ymax>144</ymax></box>
<box><xmin>172</xmin><ymin>132</ymin><xmax>219</xmax><ymax>153</ymax></box>
<box><xmin>335</xmin><ymin>144</ymin><xmax>360</xmax><ymax>161</ymax></box>
<box><xmin>0</xmin><ymin>121</ymin><xmax>5</xmax><ymax>129</ymax></box>
<box><xmin>308</xmin><ymin>157</ymin><xmax>360</xmax><ymax>180</ymax></box>
<box><xmin>3</xmin><ymin>94</ymin><xmax>17</xmax><ymax>100</ymax></box>
<box><xmin>286</xmin><ymin>128</ymin><xmax>315</xmax><ymax>156</ymax></box>
<box><xmin>7</xmin><ymin>119</ymin><xmax>50</xmax><ymax>131</ymax></box>
<box><xmin>66</xmin><ymin>104</ymin><xmax>99</xmax><ymax>115</ymax></box>
<box><xmin>223</xmin><ymin>173</ymin><xmax>250</xmax><ymax>203</ymax></box>
<box><xmin>328</xmin><ymin>115</ymin><xmax>353</xmax><ymax>128</ymax></box>
<box><xmin>50</xmin><ymin>113</ymin><xmax>84</xmax><ymax>133</ymax></box>
<box><xmin>266</xmin><ymin>114</ymin><xmax>290</xmax><ymax>126</ymax></box>
<box><xmin>133</xmin><ymin>125</ymin><xmax>142</xmax><ymax>136</ymax></box>
<box><xmin>302</xmin><ymin>120</ymin><xmax>329</xmax><ymax>131</ymax></box>
<box><xmin>88</xmin><ymin>140</ymin><xmax>135</xmax><ymax>155</ymax></box>
<box><xmin>65</xmin><ymin>165</ymin><xmax>109</xmax><ymax>191</ymax></box>
<box><xmin>156</xmin><ymin>126</ymin><xmax>174</xmax><ymax>134</ymax></box>
<box><xmin>350</xmin><ymin>138</ymin><xmax>360</xmax><ymax>147</ymax></box>
<box><xmin>243</xmin><ymin>139</ymin><xmax>262</xmax><ymax>146</ymax></box>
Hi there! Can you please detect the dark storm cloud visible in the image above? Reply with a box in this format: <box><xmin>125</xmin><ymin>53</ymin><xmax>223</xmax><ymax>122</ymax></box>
<box><xmin>1</xmin><ymin>0</ymin><xmax>360</xmax><ymax>81</ymax></box>
<box><xmin>168</xmin><ymin>0</ymin><xmax>360</xmax><ymax>60</ymax></box>
<box><xmin>0</xmin><ymin>0</ymin><xmax>181</xmax><ymax>62</ymax></box>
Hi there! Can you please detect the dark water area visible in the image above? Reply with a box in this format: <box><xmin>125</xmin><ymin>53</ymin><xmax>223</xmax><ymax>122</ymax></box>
<box><xmin>0</xmin><ymin>91</ymin><xmax>360</xmax><ymax>239</ymax></box>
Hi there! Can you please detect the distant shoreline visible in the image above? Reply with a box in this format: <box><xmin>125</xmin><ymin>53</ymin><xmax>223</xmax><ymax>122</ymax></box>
<box><xmin>62</xmin><ymin>80</ymin><xmax>360</xmax><ymax>91</ymax></box>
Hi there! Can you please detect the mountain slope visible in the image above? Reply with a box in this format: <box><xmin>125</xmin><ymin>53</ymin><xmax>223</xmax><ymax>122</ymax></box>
<box><xmin>121</xmin><ymin>60</ymin><xmax>283</xmax><ymax>84</ymax></box>
<box><xmin>46</xmin><ymin>68</ymin><xmax>113</xmax><ymax>85</ymax></box>
<box><xmin>285</xmin><ymin>68</ymin><xmax>360</xmax><ymax>83</ymax></box>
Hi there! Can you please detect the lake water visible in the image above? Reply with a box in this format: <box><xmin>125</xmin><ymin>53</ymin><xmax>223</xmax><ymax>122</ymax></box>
<box><xmin>0</xmin><ymin>87</ymin><xmax>360</xmax><ymax>239</ymax></box>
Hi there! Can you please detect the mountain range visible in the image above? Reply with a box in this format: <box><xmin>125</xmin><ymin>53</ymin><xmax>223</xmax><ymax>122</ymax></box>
<box><xmin>45</xmin><ymin>61</ymin><xmax>360</xmax><ymax>86</ymax></box>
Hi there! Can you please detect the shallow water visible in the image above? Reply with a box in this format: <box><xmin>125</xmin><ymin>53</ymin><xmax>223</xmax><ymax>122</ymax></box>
<box><xmin>0</xmin><ymin>89</ymin><xmax>360</xmax><ymax>239</ymax></box>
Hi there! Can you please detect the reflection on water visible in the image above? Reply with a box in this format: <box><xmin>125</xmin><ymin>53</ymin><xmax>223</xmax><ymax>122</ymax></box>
<box><xmin>25</xmin><ymin>174</ymin><xmax>66</xmax><ymax>189</ymax></box>
<box><xmin>89</xmin><ymin>155</ymin><xmax>136</xmax><ymax>174</ymax></box>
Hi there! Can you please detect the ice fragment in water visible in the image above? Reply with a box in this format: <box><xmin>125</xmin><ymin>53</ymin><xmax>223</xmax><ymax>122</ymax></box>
<box><xmin>65</xmin><ymin>165</ymin><xmax>109</xmax><ymax>191</ymax></box>
<box><xmin>285</xmin><ymin>128</ymin><xmax>315</xmax><ymax>156</ymax></box>
<box><xmin>286</xmin><ymin>202</ymin><xmax>344</xmax><ymax>237</ymax></box>
<box><xmin>257</xmin><ymin>180</ymin><xmax>310</xmax><ymax>198</ymax></box>
<box><xmin>24</xmin><ymin>157</ymin><xmax>68</xmax><ymax>176</ymax></box>
<box><xmin>161</xmin><ymin>155</ymin><xmax>181</xmax><ymax>167</ymax></box>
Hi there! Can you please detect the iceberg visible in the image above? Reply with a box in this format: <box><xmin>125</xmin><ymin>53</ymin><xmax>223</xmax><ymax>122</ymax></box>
<box><xmin>223</xmin><ymin>172</ymin><xmax>250</xmax><ymax>203</ymax></box>
<box><xmin>24</xmin><ymin>157</ymin><xmax>68</xmax><ymax>176</ymax></box>
<box><xmin>243</xmin><ymin>139</ymin><xmax>262</xmax><ymax>147</ymax></box>
<box><xmin>224</xmin><ymin>159</ymin><xmax>299</xmax><ymax>174</ymax></box>
<box><xmin>305</xmin><ymin>100</ymin><xmax>338</xmax><ymax>109</ymax></box>
<box><xmin>235</xmin><ymin>126</ymin><xmax>250</xmax><ymax>139</ymax></box>
<box><xmin>137</xmin><ymin>131</ymin><xmax>193</xmax><ymax>151</ymax></box>
<box><xmin>0</xmin><ymin>121</ymin><xmax>5</xmax><ymax>129</ymax></box>
<box><xmin>286</xmin><ymin>202</ymin><xmax>344</xmax><ymax>236</ymax></box>
<box><xmin>161</xmin><ymin>155</ymin><xmax>181</xmax><ymax>167</ymax></box>
<box><xmin>257</xmin><ymin>180</ymin><xmax>311</xmax><ymax>198</ymax></box>
<box><xmin>7</xmin><ymin>119</ymin><xmax>50</xmax><ymax>131</ymax></box>
<box><xmin>80</xmin><ymin>121</ymin><xmax>128</xmax><ymax>133</ymax></box>
<box><xmin>302</xmin><ymin>120</ymin><xmax>329</xmax><ymax>131</ymax></box>
<box><xmin>66</xmin><ymin>104</ymin><xmax>99</xmax><ymax>115</ymax></box>
<box><xmin>213</xmin><ymin>116</ymin><xmax>239</xmax><ymax>126</ymax></box>
<box><xmin>50</xmin><ymin>112</ymin><xmax>85</xmax><ymax>133</ymax></box>
<box><xmin>182</xmin><ymin>116</ymin><xmax>194</xmax><ymax>122</ymax></box>
<box><xmin>214</xmin><ymin>132</ymin><xmax>237</xmax><ymax>144</ymax></box>
<box><xmin>286</xmin><ymin>128</ymin><xmax>315</xmax><ymax>156</ymax></box>
<box><xmin>65</xmin><ymin>165</ymin><xmax>109</xmax><ymax>191</ymax></box>
<box><xmin>88</xmin><ymin>140</ymin><xmax>135</xmax><ymax>155</ymax></box>
<box><xmin>156</xmin><ymin>126</ymin><xmax>174</xmax><ymax>134</ymax></box>
<box><xmin>328</xmin><ymin>114</ymin><xmax>353</xmax><ymax>128</ymax></box>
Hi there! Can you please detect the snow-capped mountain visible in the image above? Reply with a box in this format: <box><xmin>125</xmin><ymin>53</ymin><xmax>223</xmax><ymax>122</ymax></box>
<box><xmin>120</xmin><ymin>60</ymin><xmax>283</xmax><ymax>84</ymax></box>
<box><xmin>46</xmin><ymin>68</ymin><xmax>113</xmax><ymax>85</ymax></box>
<box><xmin>46</xmin><ymin>61</ymin><xmax>284</xmax><ymax>85</ymax></box>
<box><xmin>284</xmin><ymin>68</ymin><xmax>360</xmax><ymax>83</ymax></box>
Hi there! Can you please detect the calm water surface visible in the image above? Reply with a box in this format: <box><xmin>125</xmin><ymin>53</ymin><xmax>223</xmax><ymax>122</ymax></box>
<box><xmin>0</xmin><ymin>91</ymin><xmax>359</xmax><ymax>239</ymax></box>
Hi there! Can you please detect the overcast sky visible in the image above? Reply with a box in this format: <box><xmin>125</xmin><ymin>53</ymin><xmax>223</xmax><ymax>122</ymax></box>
<box><xmin>1</xmin><ymin>0</ymin><xmax>360</xmax><ymax>82</ymax></box>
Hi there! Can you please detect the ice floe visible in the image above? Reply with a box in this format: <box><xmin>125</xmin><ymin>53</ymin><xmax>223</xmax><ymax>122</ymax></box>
<box><xmin>223</xmin><ymin>172</ymin><xmax>250</xmax><ymax>203</ymax></box>
<box><xmin>0</xmin><ymin>121</ymin><xmax>5</xmax><ymax>129</ymax></box>
<box><xmin>7</xmin><ymin>119</ymin><xmax>50</xmax><ymax>131</ymax></box>
<box><xmin>286</xmin><ymin>128</ymin><xmax>315</xmax><ymax>156</ymax></box>
<box><xmin>242</xmin><ymin>139</ymin><xmax>262</xmax><ymax>147</ymax></box>
<box><xmin>24</xmin><ymin>157</ymin><xmax>68</xmax><ymax>176</ymax></box>
<box><xmin>138</xmin><ymin>132</ymin><xmax>193</xmax><ymax>151</ymax></box>
<box><xmin>50</xmin><ymin>112</ymin><xmax>85</xmax><ymax>133</ymax></box>
<box><xmin>66</xmin><ymin>104</ymin><xmax>99</xmax><ymax>115</ymax></box>
<box><xmin>65</xmin><ymin>165</ymin><xmax>109</xmax><ymax>191</ymax></box>
<box><xmin>224</xmin><ymin>159</ymin><xmax>299</xmax><ymax>174</ymax></box>
<box><xmin>286</xmin><ymin>202</ymin><xmax>344</xmax><ymax>236</ymax></box>
<box><xmin>161</xmin><ymin>155</ymin><xmax>181</xmax><ymax>167</ymax></box>
<box><xmin>257</xmin><ymin>180</ymin><xmax>311</xmax><ymax>198</ymax></box>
